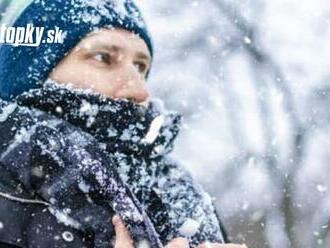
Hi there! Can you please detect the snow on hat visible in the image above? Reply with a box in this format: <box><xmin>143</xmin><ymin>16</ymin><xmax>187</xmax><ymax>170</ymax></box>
<box><xmin>0</xmin><ymin>0</ymin><xmax>153</xmax><ymax>100</ymax></box>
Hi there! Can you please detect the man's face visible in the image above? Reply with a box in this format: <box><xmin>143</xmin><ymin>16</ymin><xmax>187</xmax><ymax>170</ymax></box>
<box><xmin>49</xmin><ymin>28</ymin><xmax>151</xmax><ymax>105</ymax></box>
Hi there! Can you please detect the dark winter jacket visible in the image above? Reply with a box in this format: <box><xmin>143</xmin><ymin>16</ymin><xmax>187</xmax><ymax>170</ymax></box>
<box><xmin>0</xmin><ymin>80</ymin><xmax>227</xmax><ymax>247</ymax></box>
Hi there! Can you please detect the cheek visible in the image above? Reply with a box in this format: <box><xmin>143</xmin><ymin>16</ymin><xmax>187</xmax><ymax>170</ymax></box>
<box><xmin>50</xmin><ymin>57</ymin><xmax>124</xmax><ymax>98</ymax></box>
<box><xmin>81</xmin><ymin>70</ymin><xmax>124</xmax><ymax>98</ymax></box>
<box><xmin>50</xmin><ymin>57</ymin><xmax>86</xmax><ymax>85</ymax></box>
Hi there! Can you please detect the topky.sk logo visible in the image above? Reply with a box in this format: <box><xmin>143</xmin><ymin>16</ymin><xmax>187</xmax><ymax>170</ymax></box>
<box><xmin>0</xmin><ymin>24</ymin><xmax>65</xmax><ymax>47</ymax></box>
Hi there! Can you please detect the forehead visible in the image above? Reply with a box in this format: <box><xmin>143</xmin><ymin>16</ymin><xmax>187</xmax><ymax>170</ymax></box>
<box><xmin>78</xmin><ymin>28</ymin><xmax>150</xmax><ymax>57</ymax></box>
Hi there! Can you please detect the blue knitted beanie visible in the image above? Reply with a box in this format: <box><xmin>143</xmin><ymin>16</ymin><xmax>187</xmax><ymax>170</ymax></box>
<box><xmin>0</xmin><ymin>0</ymin><xmax>153</xmax><ymax>100</ymax></box>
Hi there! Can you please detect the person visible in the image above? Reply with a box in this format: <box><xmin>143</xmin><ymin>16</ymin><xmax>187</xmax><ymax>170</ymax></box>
<box><xmin>0</xmin><ymin>0</ymin><xmax>247</xmax><ymax>247</ymax></box>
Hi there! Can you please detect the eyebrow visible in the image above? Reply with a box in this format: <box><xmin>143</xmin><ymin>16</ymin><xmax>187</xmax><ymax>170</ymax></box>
<box><xmin>95</xmin><ymin>44</ymin><xmax>122</xmax><ymax>53</ymax></box>
<box><xmin>87</xmin><ymin>42</ymin><xmax>151</xmax><ymax>62</ymax></box>
<box><xmin>135</xmin><ymin>52</ymin><xmax>150</xmax><ymax>61</ymax></box>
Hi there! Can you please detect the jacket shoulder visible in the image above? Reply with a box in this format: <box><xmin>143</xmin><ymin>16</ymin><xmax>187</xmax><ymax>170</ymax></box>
<box><xmin>152</xmin><ymin>156</ymin><xmax>226</xmax><ymax>245</ymax></box>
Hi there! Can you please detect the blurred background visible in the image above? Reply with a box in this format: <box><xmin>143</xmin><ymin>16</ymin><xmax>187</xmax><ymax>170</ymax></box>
<box><xmin>1</xmin><ymin>0</ymin><xmax>330</xmax><ymax>247</ymax></box>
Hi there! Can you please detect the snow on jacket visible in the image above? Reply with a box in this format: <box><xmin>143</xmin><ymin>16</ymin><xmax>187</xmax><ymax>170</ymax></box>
<box><xmin>0</xmin><ymin>79</ymin><xmax>226</xmax><ymax>247</ymax></box>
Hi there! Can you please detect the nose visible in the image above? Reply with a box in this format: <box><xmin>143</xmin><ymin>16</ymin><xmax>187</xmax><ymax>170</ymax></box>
<box><xmin>114</xmin><ymin>65</ymin><xmax>150</xmax><ymax>105</ymax></box>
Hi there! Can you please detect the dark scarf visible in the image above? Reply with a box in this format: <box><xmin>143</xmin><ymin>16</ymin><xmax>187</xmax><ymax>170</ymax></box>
<box><xmin>15</xmin><ymin>79</ymin><xmax>182</xmax><ymax>158</ymax></box>
<box><xmin>11</xmin><ymin>79</ymin><xmax>183</xmax><ymax>247</ymax></box>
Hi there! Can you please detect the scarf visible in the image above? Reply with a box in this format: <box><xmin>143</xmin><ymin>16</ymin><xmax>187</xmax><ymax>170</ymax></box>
<box><xmin>11</xmin><ymin>79</ymin><xmax>183</xmax><ymax>247</ymax></box>
<box><xmin>15</xmin><ymin>79</ymin><xmax>182</xmax><ymax>159</ymax></box>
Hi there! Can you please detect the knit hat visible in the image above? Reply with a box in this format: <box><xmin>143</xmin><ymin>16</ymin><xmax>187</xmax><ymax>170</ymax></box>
<box><xmin>0</xmin><ymin>0</ymin><xmax>153</xmax><ymax>100</ymax></box>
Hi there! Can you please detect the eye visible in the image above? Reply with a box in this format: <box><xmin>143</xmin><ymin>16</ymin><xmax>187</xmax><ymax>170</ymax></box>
<box><xmin>92</xmin><ymin>52</ymin><xmax>112</xmax><ymax>65</ymax></box>
<box><xmin>134</xmin><ymin>61</ymin><xmax>147</xmax><ymax>74</ymax></box>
